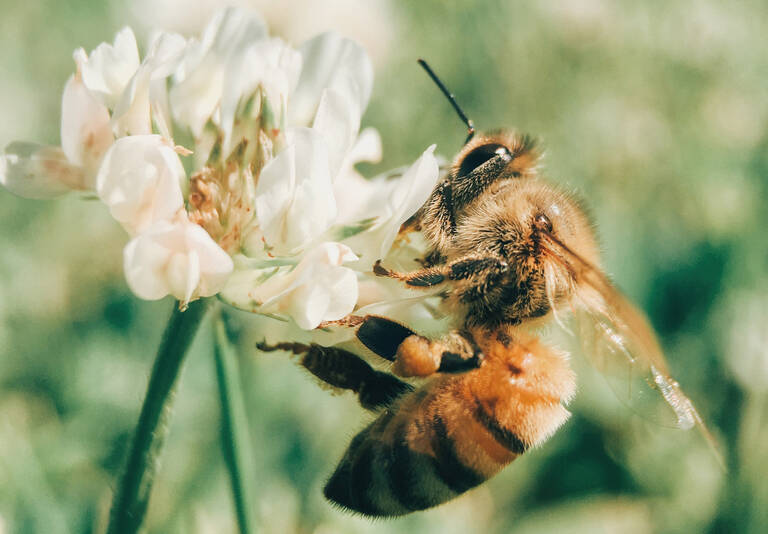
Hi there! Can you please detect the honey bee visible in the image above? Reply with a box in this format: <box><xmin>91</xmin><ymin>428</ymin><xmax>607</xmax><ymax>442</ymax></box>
<box><xmin>257</xmin><ymin>60</ymin><xmax>719</xmax><ymax>517</ymax></box>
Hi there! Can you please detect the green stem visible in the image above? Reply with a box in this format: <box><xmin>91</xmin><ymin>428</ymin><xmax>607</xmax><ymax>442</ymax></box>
<box><xmin>213</xmin><ymin>311</ymin><xmax>256</xmax><ymax>534</ymax></box>
<box><xmin>107</xmin><ymin>298</ymin><xmax>211</xmax><ymax>534</ymax></box>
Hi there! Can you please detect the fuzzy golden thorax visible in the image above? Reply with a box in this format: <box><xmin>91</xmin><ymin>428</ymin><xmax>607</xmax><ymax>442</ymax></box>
<box><xmin>442</xmin><ymin>177</ymin><xmax>599</xmax><ymax>327</ymax></box>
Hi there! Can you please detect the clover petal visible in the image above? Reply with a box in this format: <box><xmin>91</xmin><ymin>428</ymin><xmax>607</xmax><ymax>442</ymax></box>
<box><xmin>290</xmin><ymin>32</ymin><xmax>373</xmax><ymax>128</ymax></box>
<box><xmin>239</xmin><ymin>242</ymin><xmax>359</xmax><ymax>329</ymax></box>
<box><xmin>0</xmin><ymin>142</ymin><xmax>86</xmax><ymax>198</ymax></box>
<box><xmin>60</xmin><ymin>68</ymin><xmax>114</xmax><ymax>181</ymax></box>
<box><xmin>77</xmin><ymin>27</ymin><xmax>141</xmax><ymax>109</ymax></box>
<box><xmin>123</xmin><ymin>217</ymin><xmax>233</xmax><ymax>303</ymax></box>
<box><xmin>255</xmin><ymin>127</ymin><xmax>337</xmax><ymax>254</ymax></box>
<box><xmin>96</xmin><ymin>135</ymin><xmax>186</xmax><ymax>235</ymax></box>
<box><xmin>170</xmin><ymin>8</ymin><xmax>268</xmax><ymax>136</ymax></box>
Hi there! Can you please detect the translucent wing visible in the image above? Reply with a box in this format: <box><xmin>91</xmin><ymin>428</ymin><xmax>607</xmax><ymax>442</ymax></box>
<box><xmin>540</xmin><ymin>231</ymin><xmax>724</xmax><ymax>466</ymax></box>
<box><xmin>574</xmin><ymin>292</ymin><xmax>697</xmax><ymax>429</ymax></box>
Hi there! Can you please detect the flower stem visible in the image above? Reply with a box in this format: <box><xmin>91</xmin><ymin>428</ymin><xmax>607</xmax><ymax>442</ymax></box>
<box><xmin>213</xmin><ymin>311</ymin><xmax>256</xmax><ymax>534</ymax></box>
<box><xmin>107</xmin><ymin>298</ymin><xmax>211</xmax><ymax>534</ymax></box>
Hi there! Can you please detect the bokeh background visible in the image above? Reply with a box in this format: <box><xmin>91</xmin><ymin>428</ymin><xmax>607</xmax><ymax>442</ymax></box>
<box><xmin>1</xmin><ymin>1</ymin><xmax>767</xmax><ymax>532</ymax></box>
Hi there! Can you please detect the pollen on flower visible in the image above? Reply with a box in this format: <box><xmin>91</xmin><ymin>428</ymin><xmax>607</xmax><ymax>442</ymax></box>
<box><xmin>187</xmin><ymin>163</ymin><xmax>257</xmax><ymax>254</ymax></box>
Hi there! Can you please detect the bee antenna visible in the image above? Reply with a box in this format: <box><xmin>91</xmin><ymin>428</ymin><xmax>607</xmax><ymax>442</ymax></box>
<box><xmin>417</xmin><ymin>58</ymin><xmax>475</xmax><ymax>144</ymax></box>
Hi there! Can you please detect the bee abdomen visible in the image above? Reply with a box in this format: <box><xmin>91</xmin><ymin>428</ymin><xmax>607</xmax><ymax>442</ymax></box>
<box><xmin>325</xmin><ymin>413</ymin><xmax>416</xmax><ymax>517</ymax></box>
<box><xmin>430</xmin><ymin>414</ymin><xmax>486</xmax><ymax>493</ymax></box>
<box><xmin>324</xmin><ymin>408</ymin><xmax>493</xmax><ymax>517</ymax></box>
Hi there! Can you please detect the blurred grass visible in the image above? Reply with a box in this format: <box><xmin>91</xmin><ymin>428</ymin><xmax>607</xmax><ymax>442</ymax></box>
<box><xmin>1</xmin><ymin>0</ymin><xmax>767</xmax><ymax>533</ymax></box>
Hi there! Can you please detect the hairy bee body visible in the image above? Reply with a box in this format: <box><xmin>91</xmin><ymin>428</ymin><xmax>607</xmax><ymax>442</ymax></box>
<box><xmin>257</xmin><ymin>69</ymin><xmax>714</xmax><ymax>516</ymax></box>
<box><xmin>324</xmin><ymin>329</ymin><xmax>575</xmax><ymax>516</ymax></box>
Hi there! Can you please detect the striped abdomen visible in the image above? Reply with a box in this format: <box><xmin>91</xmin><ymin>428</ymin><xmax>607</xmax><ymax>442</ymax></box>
<box><xmin>324</xmin><ymin>333</ymin><xmax>575</xmax><ymax>517</ymax></box>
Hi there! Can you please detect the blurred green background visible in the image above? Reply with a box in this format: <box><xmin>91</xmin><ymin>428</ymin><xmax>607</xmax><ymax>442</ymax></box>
<box><xmin>1</xmin><ymin>1</ymin><xmax>767</xmax><ymax>532</ymax></box>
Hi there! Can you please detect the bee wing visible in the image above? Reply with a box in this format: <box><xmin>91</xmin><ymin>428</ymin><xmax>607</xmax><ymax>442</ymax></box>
<box><xmin>574</xmin><ymin>296</ymin><xmax>697</xmax><ymax>430</ymax></box>
<box><xmin>541</xmin><ymin>232</ymin><xmax>723</xmax><ymax>465</ymax></box>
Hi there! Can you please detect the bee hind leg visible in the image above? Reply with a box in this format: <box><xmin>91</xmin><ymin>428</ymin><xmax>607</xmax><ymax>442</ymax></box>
<box><xmin>256</xmin><ymin>339</ymin><xmax>412</xmax><ymax>410</ymax></box>
<box><xmin>355</xmin><ymin>316</ymin><xmax>484</xmax><ymax>378</ymax></box>
<box><xmin>393</xmin><ymin>330</ymin><xmax>484</xmax><ymax>377</ymax></box>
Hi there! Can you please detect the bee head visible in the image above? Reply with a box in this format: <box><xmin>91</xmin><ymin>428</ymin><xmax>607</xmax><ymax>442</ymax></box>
<box><xmin>452</xmin><ymin>131</ymin><xmax>540</xmax><ymax>183</ymax></box>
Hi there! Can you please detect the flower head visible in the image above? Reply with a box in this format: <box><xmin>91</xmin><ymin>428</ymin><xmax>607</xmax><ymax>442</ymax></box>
<box><xmin>0</xmin><ymin>7</ymin><xmax>440</xmax><ymax>326</ymax></box>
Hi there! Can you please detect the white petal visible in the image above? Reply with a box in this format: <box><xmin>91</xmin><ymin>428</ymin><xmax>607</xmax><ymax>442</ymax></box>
<box><xmin>332</xmin><ymin>128</ymin><xmax>384</xmax><ymax>224</ymax></box>
<box><xmin>291</xmin><ymin>283</ymin><xmax>332</xmax><ymax>330</ymax></box>
<box><xmin>241</xmin><ymin>242</ymin><xmax>359</xmax><ymax>329</ymax></box>
<box><xmin>61</xmin><ymin>73</ymin><xmax>113</xmax><ymax>180</ymax></box>
<box><xmin>170</xmin><ymin>8</ymin><xmax>268</xmax><ymax>136</ymax></box>
<box><xmin>333</xmin><ymin>171</ymin><xmax>386</xmax><ymax>224</ymax></box>
<box><xmin>0</xmin><ymin>142</ymin><xmax>85</xmax><ymax>198</ymax></box>
<box><xmin>123</xmin><ymin>223</ymin><xmax>176</xmax><ymax>300</ymax></box>
<box><xmin>321</xmin><ymin>267</ymin><xmax>359</xmax><ymax>320</ymax></box>
<box><xmin>312</xmin><ymin>87</ymin><xmax>359</xmax><ymax>178</ymax></box>
<box><xmin>170</xmin><ymin>65</ymin><xmax>224</xmax><ymax>137</ymax></box>
<box><xmin>377</xmin><ymin>144</ymin><xmax>439</xmax><ymax>257</ymax></box>
<box><xmin>347</xmin><ymin>127</ymin><xmax>382</xmax><ymax>165</ymax></box>
<box><xmin>146</xmin><ymin>31</ymin><xmax>189</xmax><ymax>78</ymax></box>
<box><xmin>255</xmin><ymin>127</ymin><xmax>336</xmax><ymax>254</ymax></box>
<box><xmin>112</xmin><ymin>32</ymin><xmax>189</xmax><ymax>138</ymax></box>
<box><xmin>253</xmin><ymin>142</ymin><xmax>296</xmax><ymax>242</ymax></box>
<box><xmin>166</xmin><ymin>249</ymin><xmax>200</xmax><ymax>304</ymax></box>
<box><xmin>112</xmin><ymin>68</ymin><xmax>152</xmax><ymax>137</ymax></box>
<box><xmin>123</xmin><ymin>218</ymin><xmax>233</xmax><ymax>302</ymax></box>
<box><xmin>186</xmin><ymin>223</ymin><xmax>236</xmax><ymax>296</ymax></box>
<box><xmin>220</xmin><ymin>37</ymin><xmax>301</xmax><ymax>156</ymax></box>
<box><xmin>339</xmin><ymin>145</ymin><xmax>439</xmax><ymax>262</ymax></box>
<box><xmin>79</xmin><ymin>27</ymin><xmax>141</xmax><ymax>109</ymax></box>
<box><xmin>96</xmin><ymin>135</ymin><xmax>186</xmax><ymax>235</ymax></box>
<box><xmin>290</xmin><ymin>33</ymin><xmax>373</xmax><ymax>128</ymax></box>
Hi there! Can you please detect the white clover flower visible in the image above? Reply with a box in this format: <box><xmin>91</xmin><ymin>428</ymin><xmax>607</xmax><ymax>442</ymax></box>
<box><xmin>332</xmin><ymin>127</ymin><xmax>383</xmax><ymax>224</ymax></box>
<box><xmin>124</xmin><ymin>215</ymin><xmax>234</xmax><ymax>304</ymax></box>
<box><xmin>170</xmin><ymin>8</ymin><xmax>269</xmax><ymax>137</ymax></box>
<box><xmin>290</xmin><ymin>32</ymin><xmax>373</xmax><ymax>129</ymax></box>
<box><xmin>339</xmin><ymin>144</ymin><xmax>440</xmax><ymax>263</ymax></box>
<box><xmin>61</xmin><ymin>59</ymin><xmax>114</xmax><ymax>180</ymax></box>
<box><xmin>77</xmin><ymin>27</ymin><xmax>141</xmax><ymax>110</ymax></box>
<box><xmin>0</xmin><ymin>53</ymin><xmax>115</xmax><ymax>197</ymax></box>
<box><xmin>221</xmin><ymin>243</ymin><xmax>358</xmax><ymax>329</ymax></box>
<box><xmin>219</xmin><ymin>37</ymin><xmax>301</xmax><ymax>157</ymax></box>
<box><xmin>1</xmin><ymin>6</ymin><xmax>443</xmax><ymax>331</ymax></box>
<box><xmin>96</xmin><ymin>135</ymin><xmax>187</xmax><ymax>235</ymax></box>
<box><xmin>112</xmin><ymin>31</ymin><xmax>189</xmax><ymax>137</ymax></box>
<box><xmin>254</xmin><ymin>127</ymin><xmax>337</xmax><ymax>255</ymax></box>
<box><xmin>0</xmin><ymin>143</ymin><xmax>84</xmax><ymax>199</ymax></box>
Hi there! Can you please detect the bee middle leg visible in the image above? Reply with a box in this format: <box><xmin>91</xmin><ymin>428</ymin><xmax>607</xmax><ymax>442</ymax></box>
<box><xmin>374</xmin><ymin>255</ymin><xmax>509</xmax><ymax>289</ymax></box>
<box><xmin>256</xmin><ymin>341</ymin><xmax>413</xmax><ymax>410</ymax></box>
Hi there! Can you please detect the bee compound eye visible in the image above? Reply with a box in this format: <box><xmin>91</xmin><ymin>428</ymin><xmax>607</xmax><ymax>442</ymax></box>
<box><xmin>457</xmin><ymin>143</ymin><xmax>512</xmax><ymax>177</ymax></box>
<box><xmin>534</xmin><ymin>213</ymin><xmax>553</xmax><ymax>233</ymax></box>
